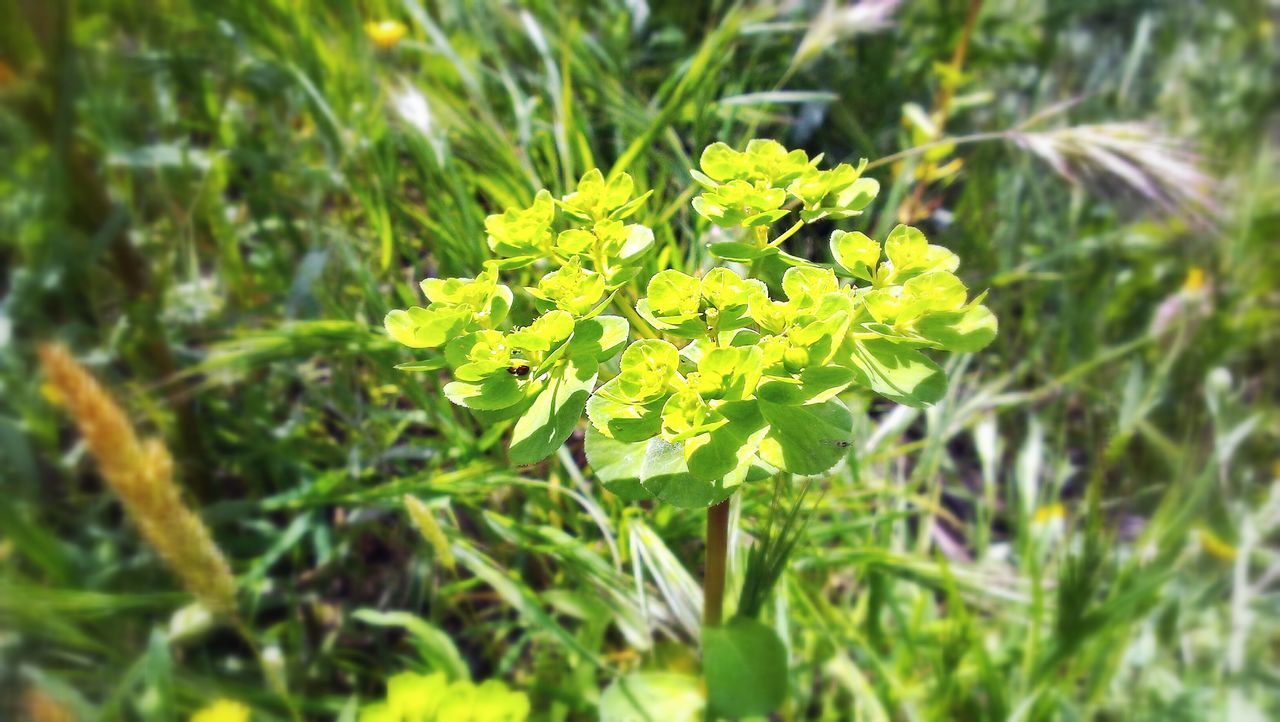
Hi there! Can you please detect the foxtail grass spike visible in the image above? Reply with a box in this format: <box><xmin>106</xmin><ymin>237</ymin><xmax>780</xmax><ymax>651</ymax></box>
<box><xmin>404</xmin><ymin>494</ymin><xmax>456</xmax><ymax>571</ymax></box>
<box><xmin>24</xmin><ymin>687</ymin><xmax>74</xmax><ymax>722</ymax></box>
<box><xmin>38</xmin><ymin>343</ymin><xmax>237</xmax><ymax>617</ymax></box>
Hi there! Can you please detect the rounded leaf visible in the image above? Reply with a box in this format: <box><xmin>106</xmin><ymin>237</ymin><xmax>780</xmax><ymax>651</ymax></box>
<box><xmin>508</xmin><ymin>360</ymin><xmax>597</xmax><ymax>465</ymax></box>
<box><xmin>756</xmin><ymin>396</ymin><xmax>853</xmax><ymax>475</ymax></box>
<box><xmin>584</xmin><ymin>427</ymin><xmax>654</xmax><ymax>501</ymax></box>
<box><xmin>385</xmin><ymin>306</ymin><xmax>471</xmax><ymax>349</ymax></box>
<box><xmin>915</xmin><ymin>304</ymin><xmax>998</xmax><ymax>352</ymax></box>
<box><xmin>599</xmin><ymin>672</ymin><xmax>703</xmax><ymax>722</ymax></box>
<box><xmin>703</xmin><ymin>617</ymin><xmax>789</xmax><ymax>719</ymax></box>
<box><xmin>843</xmin><ymin>338</ymin><xmax>947</xmax><ymax>407</ymax></box>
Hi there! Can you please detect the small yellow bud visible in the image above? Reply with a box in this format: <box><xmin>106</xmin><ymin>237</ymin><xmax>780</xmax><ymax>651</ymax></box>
<box><xmin>364</xmin><ymin>20</ymin><xmax>408</xmax><ymax>49</ymax></box>
<box><xmin>191</xmin><ymin>699</ymin><xmax>251</xmax><ymax>722</ymax></box>
<box><xmin>1032</xmin><ymin>503</ymin><xmax>1065</xmax><ymax>526</ymax></box>
<box><xmin>1197</xmin><ymin>527</ymin><xmax>1237</xmax><ymax>563</ymax></box>
<box><xmin>1182</xmin><ymin>266</ymin><xmax>1207</xmax><ymax>293</ymax></box>
<box><xmin>783</xmin><ymin>346</ymin><xmax>809</xmax><ymax>374</ymax></box>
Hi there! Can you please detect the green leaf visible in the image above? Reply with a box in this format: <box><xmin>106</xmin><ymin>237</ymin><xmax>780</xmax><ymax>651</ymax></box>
<box><xmin>703</xmin><ymin>617</ymin><xmax>789</xmax><ymax>718</ymax></box>
<box><xmin>757</xmin><ymin>366</ymin><xmax>855</xmax><ymax>405</ymax></box>
<box><xmin>608</xmin><ymin>190</ymin><xmax>654</xmax><ymax>221</ymax></box>
<box><xmin>699</xmin><ymin>142</ymin><xmax>745</xmax><ymax>182</ymax></box>
<box><xmin>599</xmin><ymin>672</ymin><xmax>704</xmax><ymax>722</ymax></box>
<box><xmin>741</xmin><ymin>209</ymin><xmax>791</xmax><ymax>227</ymax></box>
<box><xmin>635</xmin><ymin>299</ymin><xmax>707</xmax><ymax>338</ymax></box>
<box><xmin>757</xmin><ymin>396</ymin><xmax>853</xmax><ymax>475</ymax></box>
<box><xmin>583</xmin><ymin>427</ymin><xmax>653</xmax><ymax>501</ymax></box>
<box><xmin>844</xmin><ymin>338</ymin><xmax>947</xmax><ymax>407</ymax></box>
<box><xmin>775</xmin><ymin>249</ymin><xmax>820</xmax><ymax>268</ymax></box>
<box><xmin>394</xmin><ymin>358</ymin><xmax>447</xmax><ymax>372</ymax></box>
<box><xmin>834</xmin><ymin>176</ymin><xmax>879</xmax><ymax>210</ymax></box>
<box><xmin>508</xmin><ymin>359</ymin><xmax>597</xmax><ymax>465</ymax></box>
<box><xmin>902</xmin><ymin>271</ymin><xmax>967</xmax><ymax>316</ymax></box>
<box><xmin>640</xmin><ymin>437</ymin><xmax>735</xmax><ymax>508</ymax></box>
<box><xmin>384</xmin><ymin>306</ymin><xmax>470</xmax><ymax>349</ymax></box>
<box><xmin>684</xmin><ymin>400</ymin><xmax>768</xmax><ymax>484</ymax></box>
<box><xmin>915</xmin><ymin>303</ymin><xmax>998</xmax><ymax>352</ymax></box>
<box><xmin>830</xmin><ymin>230</ymin><xmax>880</xmax><ymax>280</ymax></box>
<box><xmin>883</xmin><ymin>224</ymin><xmax>959</xmax><ymax>281</ymax></box>
<box><xmin>352</xmin><ymin>609</ymin><xmax>469</xmax><ymax>682</ymax></box>
<box><xmin>568</xmin><ymin>315</ymin><xmax>630</xmax><ymax>362</ymax></box>
<box><xmin>507</xmin><ymin>310</ymin><xmax>576</xmax><ymax>353</ymax></box>
<box><xmin>443</xmin><ymin>373</ymin><xmax>524</xmax><ymax>411</ymax></box>
<box><xmin>707</xmin><ymin>241</ymin><xmax>775</xmax><ymax>262</ymax></box>
<box><xmin>486</xmin><ymin>254</ymin><xmax>540</xmax><ymax>270</ymax></box>
<box><xmin>586</xmin><ymin>380</ymin><xmax>665</xmax><ymax>442</ymax></box>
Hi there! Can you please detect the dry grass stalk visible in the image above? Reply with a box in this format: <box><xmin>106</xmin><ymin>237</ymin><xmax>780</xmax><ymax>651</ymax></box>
<box><xmin>38</xmin><ymin>343</ymin><xmax>236</xmax><ymax>616</ymax></box>
<box><xmin>1011</xmin><ymin>122</ymin><xmax>1218</xmax><ymax>221</ymax></box>
<box><xmin>23</xmin><ymin>687</ymin><xmax>74</xmax><ymax>722</ymax></box>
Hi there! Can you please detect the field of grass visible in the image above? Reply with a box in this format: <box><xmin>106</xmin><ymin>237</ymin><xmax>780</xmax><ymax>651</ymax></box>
<box><xmin>2</xmin><ymin>1</ymin><xmax>1278</xmax><ymax>720</ymax></box>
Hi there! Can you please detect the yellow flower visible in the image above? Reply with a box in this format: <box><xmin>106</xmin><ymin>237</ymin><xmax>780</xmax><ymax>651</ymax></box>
<box><xmin>1197</xmin><ymin>526</ymin><xmax>1237</xmax><ymax>563</ymax></box>
<box><xmin>1182</xmin><ymin>266</ymin><xmax>1207</xmax><ymax>293</ymax></box>
<box><xmin>191</xmin><ymin>699</ymin><xmax>251</xmax><ymax>722</ymax></box>
<box><xmin>365</xmin><ymin>20</ymin><xmax>408</xmax><ymax>49</ymax></box>
<box><xmin>1032</xmin><ymin>503</ymin><xmax>1065</xmax><ymax>526</ymax></box>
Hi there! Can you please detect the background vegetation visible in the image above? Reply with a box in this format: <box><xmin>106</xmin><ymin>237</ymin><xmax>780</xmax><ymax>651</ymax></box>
<box><xmin>2</xmin><ymin>0</ymin><xmax>1277</xmax><ymax>719</ymax></box>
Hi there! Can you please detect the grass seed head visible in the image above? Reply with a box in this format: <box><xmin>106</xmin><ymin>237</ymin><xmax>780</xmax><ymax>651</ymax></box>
<box><xmin>38</xmin><ymin>343</ymin><xmax>237</xmax><ymax>617</ymax></box>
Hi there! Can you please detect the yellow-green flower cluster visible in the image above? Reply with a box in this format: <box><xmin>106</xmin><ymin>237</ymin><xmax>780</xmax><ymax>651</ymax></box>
<box><xmin>360</xmin><ymin>672</ymin><xmax>529</xmax><ymax>722</ymax></box>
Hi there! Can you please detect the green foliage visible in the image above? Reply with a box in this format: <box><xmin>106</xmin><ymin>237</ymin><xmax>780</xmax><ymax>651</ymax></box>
<box><xmin>5</xmin><ymin>1</ymin><xmax>1277</xmax><ymax>721</ymax></box>
<box><xmin>387</xmin><ymin>142</ymin><xmax>995</xmax><ymax>501</ymax></box>
<box><xmin>584</xmin><ymin>145</ymin><xmax>994</xmax><ymax>505</ymax></box>
<box><xmin>385</xmin><ymin>169</ymin><xmax>647</xmax><ymax>464</ymax></box>
<box><xmin>737</xmin><ymin>481</ymin><xmax>814</xmax><ymax>620</ymax></box>
<box><xmin>702</xmin><ymin>617</ymin><xmax>790</xmax><ymax>718</ymax></box>
<box><xmin>598</xmin><ymin>672</ymin><xmax>703</xmax><ymax>722</ymax></box>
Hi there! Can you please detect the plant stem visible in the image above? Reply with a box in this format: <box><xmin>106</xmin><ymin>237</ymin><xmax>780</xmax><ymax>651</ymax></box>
<box><xmin>704</xmin><ymin>499</ymin><xmax>730</xmax><ymax>627</ymax></box>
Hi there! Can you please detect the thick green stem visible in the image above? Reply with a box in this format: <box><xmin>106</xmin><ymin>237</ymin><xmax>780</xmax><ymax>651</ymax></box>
<box><xmin>704</xmin><ymin>499</ymin><xmax>730</xmax><ymax>627</ymax></box>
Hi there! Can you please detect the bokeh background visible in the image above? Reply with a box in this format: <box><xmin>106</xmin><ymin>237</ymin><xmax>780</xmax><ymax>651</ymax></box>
<box><xmin>2</xmin><ymin>0</ymin><xmax>1277</xmax><ymax>720</ymax></box>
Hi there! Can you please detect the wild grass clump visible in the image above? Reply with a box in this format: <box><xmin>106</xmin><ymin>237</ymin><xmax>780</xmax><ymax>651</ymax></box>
<box><xmin>2</xmin><ymin>1</ymin><xmax>1276</xmax><ymax>720</ymax></box>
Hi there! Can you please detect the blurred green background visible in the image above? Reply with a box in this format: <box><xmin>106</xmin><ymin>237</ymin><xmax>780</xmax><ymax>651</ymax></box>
<box><xmin>1</xmin><ymin>0</ymin><xmax>1277</xmax><ymax>719</ymax></box>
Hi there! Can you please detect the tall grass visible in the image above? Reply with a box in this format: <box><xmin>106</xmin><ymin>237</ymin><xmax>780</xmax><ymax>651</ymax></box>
<box><xmin>1</xmin><ymin>0</ymin><xmax>1276</xmax><ymax>719</ymax></box>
